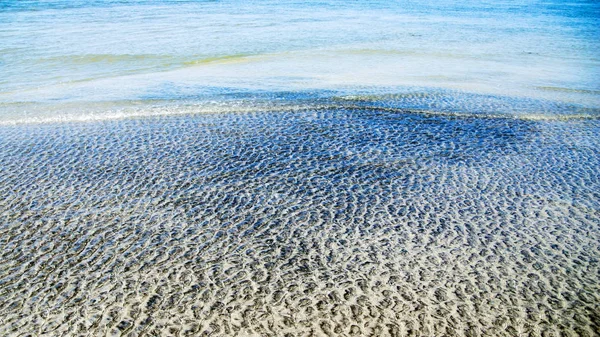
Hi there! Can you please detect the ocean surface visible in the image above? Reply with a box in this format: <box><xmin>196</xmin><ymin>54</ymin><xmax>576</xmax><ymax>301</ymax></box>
<box><xmin>1</xmin><ymin>0</ymin><xmax>599</xmax><ymax>122</ymax></box>
<box><xmin>1</xmin><ymin>1</ymin><xmax>599</xmax><ymax>336</ymax></box>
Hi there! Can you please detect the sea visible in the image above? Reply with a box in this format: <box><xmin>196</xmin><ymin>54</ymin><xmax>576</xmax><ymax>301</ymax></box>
<box><xmin>0</xmin><ymin>0</ymin><xmax>599</xmax><ymax>122</ymax></box>
<box><xmin>1</xmin><ymin>1</ymin><xmax>599</xmax><ymax>336</ymax></box>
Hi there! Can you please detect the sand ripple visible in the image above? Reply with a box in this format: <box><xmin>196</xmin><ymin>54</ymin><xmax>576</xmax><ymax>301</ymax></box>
<box><xmin>0</xmin><ymin>107</ymin><xmax>599</xmax><ymax>336</ymax></box>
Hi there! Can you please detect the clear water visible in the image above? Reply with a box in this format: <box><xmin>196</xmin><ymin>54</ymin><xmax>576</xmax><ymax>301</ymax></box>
<box><xmin>1</xmin><ymin>1</ymin><xmax>600</xmax><ymax>336</ymax></box>
<box><xmin>1</xmin><ymin>0</ymin><xmax>599</xmax><ymax>122</ymax></box>
<box><xmin>1</xmin><ymin>106</ymin><xmax>599</xmax><ymax>336</ymax></box>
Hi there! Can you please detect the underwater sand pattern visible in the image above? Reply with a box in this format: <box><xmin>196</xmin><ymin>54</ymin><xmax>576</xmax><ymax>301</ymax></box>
<box><xmin>1</xmin><ymin>107</ymin><xmax>599</xmax><ymax>336</ymax></box>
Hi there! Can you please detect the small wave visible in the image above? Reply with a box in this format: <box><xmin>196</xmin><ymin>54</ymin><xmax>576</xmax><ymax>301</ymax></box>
<box><xmin>182</xmin><ymin>53</ymin><xmax>256</xmax><ymax>66</ymax></box>
<box><xmin>333</xmin><ymin>91</ymin><xmax>600</xmax><ymax>121</ymax></box>
<box><xmin>536</xmin><ymin>86</ymin><xmax>600</xmax><ymax>95</ymax></box>
<box><xmin>31</xmin><ymin>53</ymin><xmax>259</xmax><ymax>70</ymax></box>
<box><xmin>0</xmin><ymin>99</ymin><xmax>326</xmax><ymax>126</ymax></box>
<box><xmin>342</xmin><ymin>48</ymin><xmax>482</xmax><ymax>60</ymax></box>
<box><xmin>1</xmin><ymin>90</ymin><xmax>599</xmax><ymax>126</ymax></box>
<box><xmin>35</xmin><ymin>54</ymin><xmax>177</xmax><ymax>65</ymax></box>
<box><xmin>353</xmin><ymin>106</ymin><xmax>600</xmax><ymax>121</ymax></box>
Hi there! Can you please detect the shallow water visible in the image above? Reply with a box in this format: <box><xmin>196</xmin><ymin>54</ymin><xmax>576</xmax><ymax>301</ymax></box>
<box><xmin>1</xmin><ymin>103</ymin><xmax>599</xmax><ymax>336</ymax></box>
<box><xmin>1</xmin><ymin>1</ymin><xmax>600</xmax><ymax>336</ymax></box>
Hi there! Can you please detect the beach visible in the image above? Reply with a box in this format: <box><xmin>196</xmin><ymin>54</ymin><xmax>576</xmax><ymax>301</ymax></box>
<box><xmin>1</xmin><ymin>1</ymin><xmax>599</xmax><ymax>336</ymax></box>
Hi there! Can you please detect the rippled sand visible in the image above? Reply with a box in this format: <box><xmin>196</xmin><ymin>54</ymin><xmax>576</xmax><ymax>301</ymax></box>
<box><xmin>1</xmin><ymin>104</ymin><xmax>599</xmax><ymax>336</ymax></box>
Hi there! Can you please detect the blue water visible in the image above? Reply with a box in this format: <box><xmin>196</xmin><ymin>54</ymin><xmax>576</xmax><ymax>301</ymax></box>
<box><xmin>2</xmin><ymin>2</ymin><xmax>600</xmax><ymax>336</ymax></box>
<box><xmin>1</xmin><ymin>0</ymin><xmax>599</xmax><ymax>123</ymax></box>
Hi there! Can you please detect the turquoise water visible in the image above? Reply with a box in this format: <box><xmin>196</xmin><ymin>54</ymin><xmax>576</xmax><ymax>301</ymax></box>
<box><xmin>1</xmin><ymin>0</ymin><xmax>599</xmax><ymax>122</ymax></box>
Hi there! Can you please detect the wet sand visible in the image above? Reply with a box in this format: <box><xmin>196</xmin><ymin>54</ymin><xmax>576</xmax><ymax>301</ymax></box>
<box><xmin>1</xmin><ymin>105</ymin><xmax>599</xmax><ymax>336</ymax></box>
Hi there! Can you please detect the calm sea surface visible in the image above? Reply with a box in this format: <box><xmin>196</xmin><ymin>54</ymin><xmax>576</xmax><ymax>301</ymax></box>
<box><xmin>2</xmin><ymin>2</ymin><xmax>600</xmax><ymax>336</ymax></box>
<box><xmin>0</xmin><ymin>0</ymin><xmax>599</xmax><ymax>122</ymax></box>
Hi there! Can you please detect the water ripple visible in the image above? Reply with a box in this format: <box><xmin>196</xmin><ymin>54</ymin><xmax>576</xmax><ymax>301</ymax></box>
<box><xmin>1</xmin><ymin>106</ymin><xmax>598</xmax><ymax>336</ymax></box>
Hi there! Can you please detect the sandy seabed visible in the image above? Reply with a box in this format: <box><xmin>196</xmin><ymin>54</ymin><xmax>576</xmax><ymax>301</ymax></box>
<box><xmin>0</xmin><ymin>105</ymin><xmax>599</xmax><ymax>337</ymax></box>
